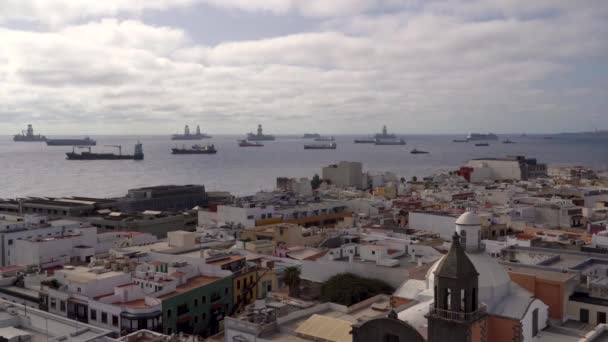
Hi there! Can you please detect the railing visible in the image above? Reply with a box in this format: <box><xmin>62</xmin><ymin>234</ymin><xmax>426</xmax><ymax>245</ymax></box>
<box><xmin>428</xmin><ymin>303</ymin><xmax>487</xmax><ymax>322</ymax></box>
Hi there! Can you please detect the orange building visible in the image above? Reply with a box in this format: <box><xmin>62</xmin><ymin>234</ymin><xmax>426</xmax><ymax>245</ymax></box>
<box><xmin>505</xmin><ymin>264</ymin><xmax>577</xmax><ymax>320</ymax></box>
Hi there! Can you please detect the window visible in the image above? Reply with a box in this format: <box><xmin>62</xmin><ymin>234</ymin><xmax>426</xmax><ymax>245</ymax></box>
<box><xmin>112</xmin><ymin>315</ymin><xmax>118</xmax><ymax>327</ymax></box>
<box><xmin>7</xmin><ymin>239</ymin><xmax>13</xmax><ymax>245</ymax></box>
<box><xmin>90</xmin><ymin>309</ymin><xmax>97</xmax><ymax>321</ymax></box>
<box><xmin>203</xmin><ymin>312</ymin><xmax>206</xmax><ymax>320</ymax></box>
<box><xmin>580</xmin><ymin>308</ymin><xmax>589</xmax><ymax>323</ymax></box>
<box><xmin>167</xmin><ymin>309</ymin><xmax>172</xmax><ymax>318</ymax></box>
<box><xmin>599</xmin><ymin>311</ymin><xmax>607</xmax><ymax>324</ymax></box>
<box><xmin>60</xmin><ymin>300</ymin><xmax>66</xmax><ymax>312</ymax></box>
<box><xmin>194</xmin><ymin>316</ymin><xmax>198</xmax><ymax>323</ymax></box>
<box><xmin>237</xmin><ymin>280</ymin><xmax>241</xmax><ymax>290</ymax></box>
<box><xmin>194</xmin><ymin>299</ymin><xmax>198</xmax><ymax>307</ymax></box>
<box><xmin>372</xmin><ymin>250</ymin><xmax>376</xmax><ymax>255</ymax></box>
<box><xmin>225</xmin><ymin>287</ymin><xmax>229</xmax><ymax>294</ymax></box>
<box><xmin>202</xmin><ymin>296</ymin><xmax>206</xmax><ymax>304</ymax></box>
<box><xmin>101</xmin><ymin>312</ymin><xmax>108</xmax><ymax>324</ymax></box>
<box><xmin>50</xmin><ymin>298</ymin><xmax>56</xmax><ymax>309</ymax></box>
<box><xmin>168</xmin><ymin>328</ymin><xmax>172</xmax><ymax>335</ymax></box>
<box><xmin>77</xmin><ymin>287</ymin><xmax>81</xmax><ymax>293</ymax></box>
<box><xmin>177</xmin><ymin>304</ymin><xmax>189</xmax><ymax>315</ymax></box>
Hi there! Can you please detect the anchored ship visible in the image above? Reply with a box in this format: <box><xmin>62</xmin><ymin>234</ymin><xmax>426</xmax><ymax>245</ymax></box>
<box><xmin>172</xmin><ymin>144</ymin><xmax>217</xmax><ymax>154</ymax></box>
<box><xmin>238</xmin><ymin>139</ymin><xmax>264</xmax><ymax>147</ymax></box>
<box><xmin>246</xmin><ymin>124</ymin><xmax>275</xmax><ymax>141</ymax></box>
<box><xmin>13</xmin><ymin>124</ymin><xmax>46</xmax><ymax>142</ymax></box>
<box><xmin>302</xmin><ymin>133</ymin><xmax>321</xmax><ymax>139</ymax></box>
<box><xmin>410</xmin><ymin>148</ymin><xmax>429</xmax><ymax>154</ymax></box>
<box><xmin>47</xmin><ymin>136</ymin><xmax>96</xmax><ymax>146</ymax></box>
<box><xmin>502</xmin><ymin>139</ymin><xmax>516</xmax><ymax>144</ymax></box>
<box><xmin>466</xmin><ymin>133</ymin><xmax>498</xmax><ymax>141</ymax></box>
<box><xmin>375</xmin><ymin>138</ymin><xmax>406</xmax><ymax>146</ymax></box>
<box><xmin>171</xmin><ymin>125</ymin><xmax>211</xmax><ymax>140</ymax></box>
<box><xmin>354</xmin><ymin>138</ymin><xmax>376</xmax><ymax>144</ymax></box>
<box><xmin>304</xmin><ymin>142</ymin><xmax>337</xmax><ymax>150</ymax></box>
<box><xmin>375</xmin><ymin>125</ymin><xmax>396</xmax><ymax>139</ymax></box>
<box><xmin>475</xmin><ymin>143</ymin><xmax>489</xmax><ymax>147</ymax></box>
<box><xmin>66</xmin><ymin>142</ymin><xmax>144</xmax><ymax>160</ymax></box>
<box><xmin>314</xmin><ymin>136</ymin><xmax>335</xmax><ymax>142</ymax></box>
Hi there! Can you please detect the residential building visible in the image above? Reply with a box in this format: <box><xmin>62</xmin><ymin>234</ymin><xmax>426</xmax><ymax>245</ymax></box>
<box><xmin>322</xmin><ymin>161</ymin><xmax>364</xmax><ymax>189</ymax></box>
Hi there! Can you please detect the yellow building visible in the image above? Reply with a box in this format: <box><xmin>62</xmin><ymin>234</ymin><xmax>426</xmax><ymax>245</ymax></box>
<box><xmin>240</xmin><ymin>223</ymin><xmax>328</xmax><ymax>248</ymax></box>
<box><xmin>232</xmin><ymin>267</ymin><xmax>258</xmax><ymax>314</ymax></box>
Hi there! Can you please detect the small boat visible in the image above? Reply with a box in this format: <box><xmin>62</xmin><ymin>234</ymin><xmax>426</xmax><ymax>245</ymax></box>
<box><xmin>410</xmin><ymin>149</ymin><xmax>429</xmax><ymax>154</ymax></box>
<box><xmin>238</xmin><ymin>139</ymin><xmax>263</xmax><ymax>147</ymax></box>
<box><xmin>172</xmin><ymin>144</ymin><xmax>217</xmax><ymax>154</ymax></box>
<box><xmin>304</xmin><ymin>142</ymin><xmax>337</xmax><ymax>150</ymax></box>
<box><xmin>502</xmin><ymin>139</ymin><xmax>516</xmax><ymax>144</ymax></box>
<box><xmin>453</xmin><ymin>139</ymin><xmax>468</xmax><ymax>143</ymax></box>
<box><xmin>475</xmin><ymin>143</ymin><xmax>489</xmax><ymax>147</ymax></box>
<box><xmin>354</xmin><ymin>138</ymin><xmax>376</xmax><ymax>144</ymax></box>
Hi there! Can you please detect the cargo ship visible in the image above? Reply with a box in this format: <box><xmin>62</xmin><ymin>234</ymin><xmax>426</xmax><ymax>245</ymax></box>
<box><xmin>304</xmin><ymin>142</ymin><xmax>337</xmax><ymax>150</ymax></box>
<box><xmin>172</xmin><ymin>144</ymin><xmax>217</xmax><ymax>154</ymax></box>
<box><xmin>246</xmin><ymin>124</ymin><xmax>275</xmax><ymax>141</ymax></box>
<box><xmin>238</xmin><ymin>140</ymin><xmax>263</xmax><ymax>147</ymax></box>
<box><xmin>314</xmin><ymin>136</ymin><xmax>335</xmax><ymax>142</ymax></box>
<box><xmin>302</xmin><ymin>133</ymin><xmax>321</xmax><ymax>139</ymax></box>
<box><xmin>13</xmin><ymin>124</ymin><xmax>46</xmax><ymax>142</ymax></box>
<box><xmin>502</xmin><ymin>139</ymin><xmax>516</xmax><ymax>144</ymax></box>
<box><xmin>171</xmin><ymin>125</ymin><xmax>211</xmax><ymax>140</ymax></box>
<box><xmin>66</xmin><ymin>142</ymin><xmax>143</xmax><ymax>160</ymax></box>
<box><xmin>466</xmin><ymin>133</ymin><xmax>498</xmax><ymax>141</ymax></box>
<box><xmin>453</xmin><ymin>139</ymin><xmax>468</xmax><ymax>143</ymax></box>
<box><xmin>475</xmin><ymin>143</ymin><xmax>489</xmax><ymax>147</ymax></box>
<box><xmin>354</xmin><ymin>138</ymin><xmax>376</xmax><ymax>144</ymax></box>
<box><xmin>47</xmin><ymin>136</ymin><xmax>96</xmax><ymax>146</ymax></box>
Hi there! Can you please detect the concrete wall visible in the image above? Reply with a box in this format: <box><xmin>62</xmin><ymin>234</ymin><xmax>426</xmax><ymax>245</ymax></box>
<box><xmin>408</xmin><ymin>212</ymin><xmax>457</xmax><ymax>240</ymax></box>
<box><xmin>486</xmin><ymin>315</ymin><xmax>521</xmax><ymax>342</ymax></box>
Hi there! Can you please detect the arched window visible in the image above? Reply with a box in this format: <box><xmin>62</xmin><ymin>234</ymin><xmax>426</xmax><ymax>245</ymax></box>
<box><xmin>461</xmin><ymin>289</ymin><xmax>466</xmax><ymax>311</ymax></box>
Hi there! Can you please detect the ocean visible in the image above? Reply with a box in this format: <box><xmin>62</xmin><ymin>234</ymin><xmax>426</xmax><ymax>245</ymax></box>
<box><xmin>1</xmin><ymin>134</ymin><xmax>607</xmax><ymax>199</ymax></box>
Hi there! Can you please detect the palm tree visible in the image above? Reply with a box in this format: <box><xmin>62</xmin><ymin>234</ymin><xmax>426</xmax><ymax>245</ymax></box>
<box><xmin>284</xmin><ymin>267</ymin><xmax>301</xmax><ymax>298</ymax></box>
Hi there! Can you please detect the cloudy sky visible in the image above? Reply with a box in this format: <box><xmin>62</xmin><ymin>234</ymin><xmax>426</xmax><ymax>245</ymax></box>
<box><xmin>1</xmin><ymin>0</ymin><xmax>607</xmax><ymax>135</ymax></box>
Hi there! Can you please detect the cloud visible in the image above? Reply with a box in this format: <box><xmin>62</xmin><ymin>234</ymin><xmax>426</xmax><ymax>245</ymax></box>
<box><xmin>0</xmin><ymin>1</ymin><xmax>607</xmax><ymax>134</ymax></box>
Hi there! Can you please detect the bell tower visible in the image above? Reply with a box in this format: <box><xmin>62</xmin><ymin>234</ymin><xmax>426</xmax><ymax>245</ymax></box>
<box><xmin>427</xmin><ymin>232</ymin><xmax>487</xmax><ymax>342</ymax></box>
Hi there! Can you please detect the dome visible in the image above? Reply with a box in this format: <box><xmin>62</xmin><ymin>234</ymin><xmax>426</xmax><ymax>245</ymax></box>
<box><xmin>455</xmin><ymin>212</ymin><xmax>482</xmax><ymax>226</ymax></box>
<box><xmin>426</xmin><ymin>252</ymin><xmax>511</xmax><ymax>307</ymax></box>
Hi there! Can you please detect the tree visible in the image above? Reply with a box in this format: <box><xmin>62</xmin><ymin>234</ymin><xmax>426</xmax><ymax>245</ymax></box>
<box><xmin>321</xmin><ymin>273</ymin><xmax>394</xmax><ymax>306</ymax></box>
<box><xmin>311</xmin><ymin>174</ymin><xmax>322</xmax><ymax>190</ymax></box>
<box><xmin>411</xmin><ymin>176</ymin><xmax>418</xmax><ymax>182</ymax></box>
<box><xmin>284</xmin><ymin>267</ymin><xmax>301</xmax><ymax>298</ymax></box>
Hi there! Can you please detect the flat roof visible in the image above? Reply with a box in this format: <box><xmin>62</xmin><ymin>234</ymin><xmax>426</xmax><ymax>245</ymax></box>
<box><xmin>504</xmin><ymin>264</ymin><xmax>576</xmax><ymax>283</ymax></box>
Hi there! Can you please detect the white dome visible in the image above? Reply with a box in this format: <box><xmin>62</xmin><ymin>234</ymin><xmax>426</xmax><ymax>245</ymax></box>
<box><xmin>455</xmin><ymin>212</ymin><xmax>482</xmax><ymax>226</ymax></box>
<box><xmin>426</xmin><ymin>253</ymin><xmax>511</xmax><ymax>308</ymax></box>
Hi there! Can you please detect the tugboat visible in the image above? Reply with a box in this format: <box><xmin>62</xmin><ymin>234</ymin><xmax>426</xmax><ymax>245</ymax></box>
<box><xmin>172</xmin><ymin>144</ymin><xmax>217</xmax><ymax>154</ymax></box>
<box><xmin>171</xmin><ymin>125</ymin><xmax>211</xmax><ymax>140</ymax></box>
<box><xmin>47</xmin><ymin>136</ymin><xmax>96</xmax><ymax>146</ymax></box>
<box><xmin>302</xmin><ymin>133</ymin><xmax>321</xmax><ymax>139</ymax></box>
<box><xmin>238</xmin><ymin>139</ymin><xmax>264</xmax><ymax>147</ymax></box>
<box><xmin>314</xmin><ymin>136</ymin><xmax>335</xmax><ymax>142</ymax></box>
<box><xmin>475</xmin><ymin>143</ymin><xmax>489</xmax><ymax>147</ymax></box>
<box><xmin>502</xmin><ymin>139</ymin><xmax>516</xmax><ymax>144</ymax></box>
<box><xmin>66</xmin><ymin>142</ymin><xmax>144</xmax><ymax>160</ymax></box>
<box><xmin>410</xmin><ymin>148</ymin><xmax>429</xmax><ymax>154</ymax></box>
<box><xmin>304</xmin><ymin>142</ymin><xmax>337</xmax><ymax>150</ymax></box>
<box><xmin>13</xmin><ymin>124</ymin><xmax>46</xmax><ymax>142</ymax></box>
<box><xmin>246</xmin><ymin>124</ymin><xmax>275</xmax><ymax>141</ymax></box>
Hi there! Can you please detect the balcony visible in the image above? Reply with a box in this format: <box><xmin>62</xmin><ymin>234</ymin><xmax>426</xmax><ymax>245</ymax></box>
<box><xmin>427</xmin><ymin>303</ymin><xmax>487</xmax><ymax>322</ymax></box>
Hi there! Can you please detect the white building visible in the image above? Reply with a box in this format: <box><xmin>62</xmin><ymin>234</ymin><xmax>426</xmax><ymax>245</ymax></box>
<box><xmin>0</xmin><ymin>298</ymin><xmax>118</xmax><ymax>342</ymax></box>
<box><xmin>0</xmin><ymin>215</ymin><xmax>86</xmax><ymax>266</ymax></box>
<box><xmin>322</xmin><ymin>161</ymin><xmax>364</xmax><ymax>189</ymax></box>
<box><xmin>408</xmin><ymin>211</ymin><xmax>459</xmax><ymax>240</ymax></box>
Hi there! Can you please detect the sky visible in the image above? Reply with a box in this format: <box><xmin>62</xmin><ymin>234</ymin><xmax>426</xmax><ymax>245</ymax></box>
<box><xmin>0</xmin><ymin>0</ymin><xmax>607</xmax><ymax>135</ymax></box>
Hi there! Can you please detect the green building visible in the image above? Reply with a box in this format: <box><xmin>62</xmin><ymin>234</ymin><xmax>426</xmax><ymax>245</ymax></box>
<box><xmin>161</xmin><ymin>274</ymin><xmax>233</xmax><ymax>337</ymax></box>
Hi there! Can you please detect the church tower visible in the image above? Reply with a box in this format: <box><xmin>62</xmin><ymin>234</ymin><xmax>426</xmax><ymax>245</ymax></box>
<box><xmin>427</xmin><ymin>232</ymin><xmax>487</xmax><ymax>342</ymax></box>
